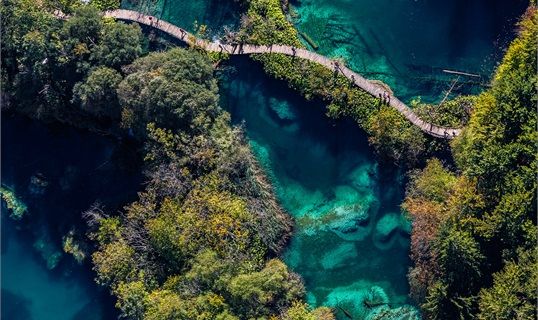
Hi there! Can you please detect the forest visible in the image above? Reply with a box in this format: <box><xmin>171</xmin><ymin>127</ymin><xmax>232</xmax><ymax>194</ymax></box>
<box><xmin>1</xmin><ymin>0</ymin><xmax>536</xmax><ymax>319</ymax></box>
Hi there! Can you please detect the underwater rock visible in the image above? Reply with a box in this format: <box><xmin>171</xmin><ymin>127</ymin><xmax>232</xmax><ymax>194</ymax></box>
<box><xmin>328</xmin><ymin>204</ymin><xmax>371</xmax><ymax>241</ymax></box>
<box><xmin>320</xmin><ymin>242</ymin><xmax>358</xmax><ymax>270</ymax></box>
<box><xmin>33</xmin><ymin>232</ymin><xmax>63</xmax><ymax>270</ymax></box>
<box><xmin>28</xmin><ymin>173</ymin><xmax>49</xmax><ymax>195</ymax></box>
<box><xmin>269</xmin><ymin>97</ymin><xmax>296</xmax><ymax>121</ymax></box>
<box><xmin>324</xmin><ymin>283</ymin><xmax>369</xmax><ymax>318</ymax></box>
<box><xmin>324</xmin><ymin>282</ymin><xmax>392</xmax><ymax>319</ymax></box>
<box><xmin>374</xmin><ymin>213</ymin><xmax>400</xmax><ymax>241</ymax></box>
<box><xmin>366</xmin><ymin>305</ymin><xmax>421</xmax><ymax>320</ymax></box>
<box><xmin>283</xmin><ymin>237</ymin><xmax>302</xmax><ymax>269</ymax></box>
<box><xmin>324</xmin><ymin>282</ymin><xmax>417</xmax><ymax>320</ymax></box>
<box><xmin>364</xmin><ymin>286</ymin><xmax>389</xmax><ymax>308</ymax></box>
<box><xmin>0</xmin><ymin>186</ymin><xmax>28</xmax><ymax>220</ymax></box>
<box><xmin>399</xmin><ymin>214</ymin><xmax>412</xmax><ymax>234</ymax></box>
<box><xmin>321</xmin><ymin>185</ymin><xmax>376</xmax><ymax>241</ymax></box>
<box><xmin>306</xmin><ymin>292</ymin><xmax>317</xmax><ymax>306</ymax></box>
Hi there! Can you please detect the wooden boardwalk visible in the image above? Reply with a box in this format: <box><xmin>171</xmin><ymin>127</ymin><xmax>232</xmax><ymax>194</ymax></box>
<box><xmin>61</xmin><ymin>9</ymin><xmax>462</xmax><ymax>138</ymax></box>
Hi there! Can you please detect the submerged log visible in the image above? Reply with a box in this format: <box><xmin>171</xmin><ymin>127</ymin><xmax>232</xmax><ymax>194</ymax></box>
<box><xmin>442</xmin><ymin>69</ymin><xmax>481</xmax><ymax>78</ymax></box>
<box><xmin>299</xmin><ymin>31</ymin><xmax>319</xmax><ymax>50</ymax></box>
<box><xmin>337</xmin><ymin>306</ymin><xmax>354</xmax><ymax>319</ymax></box>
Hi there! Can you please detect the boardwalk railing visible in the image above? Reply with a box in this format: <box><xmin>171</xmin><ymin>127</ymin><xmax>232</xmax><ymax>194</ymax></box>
<box><xmin>57</xmin><ymin>9</ymin><xmax>462</xmax><ymax>138</ymax></box>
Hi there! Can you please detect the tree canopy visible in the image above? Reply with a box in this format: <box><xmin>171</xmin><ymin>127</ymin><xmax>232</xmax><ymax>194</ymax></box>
<box><xmin>404</xmin><ymin>7</ymin><xmax>537</xmax><ymax>319</ymax></box>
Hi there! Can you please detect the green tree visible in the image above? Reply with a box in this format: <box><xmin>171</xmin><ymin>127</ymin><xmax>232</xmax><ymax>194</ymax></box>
<box><xmin>72</xmin><ymin>66</ymin><xmax>122</xmax><ymax>118</ymax></box>
<box><xmin>115</xmin><ymin>281</ymin><xmax>149</xmax><ymax>320</ymax></box>
<box><xmin>92</xmin><ymin>240</ymin><xmax>137</xmax><ymax>286</ymax></box>
<box><xmin>117</xmin><ymin>48</ymin><xmax>220</xmax><ymax>137</ymax></box>
<box><xmin>435</xmin><ymin>227</ymin><xmax>484</xmax><ymax>293</ymax></box>
<box><xmin>229</xmin><ymin>259</ymin><xmax>305</xmax><ymax>317</ymax></box>
<box><xmin>144</xmin><ymin>290</ymin><xmax>183</xmax><ymax>320</ymax></box>
<box><xmin>90</xmin><ymin>0</ymin><xmax>120</xmax><ymax>11</ymax></box>
<box><xmin>91</xmin><ymin>22</ymin><xmax>143</xmax><ymax>69</ymax></box>
<box><xmin>478</xmin><ymin>249</ymin><xmax>537</xmax><ymax>320</ymax></box>
<box><xmin>366</xmin><ymin>105</ymin><xmax>425</xmax><ymax>165</ymax></box>
<box><xmin>283</xmin><ymin>301</ymin><xmax>335</xmax><ymax>320</ymax></box>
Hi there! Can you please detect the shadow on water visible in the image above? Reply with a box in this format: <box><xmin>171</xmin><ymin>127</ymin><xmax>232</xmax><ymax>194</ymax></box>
<box><xmin>1</xmin><ymin>113</ymin><xmax>144</xmax><ymax>320</ymax></box>
<box><xmin>219</xmin><ymin>57</ymin><xmax>412</xmax><ymax>319</ymax></box>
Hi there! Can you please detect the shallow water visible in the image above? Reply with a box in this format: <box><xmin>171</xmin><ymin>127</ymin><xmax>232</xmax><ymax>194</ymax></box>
<box><xmin>1</xmin><ymin>115</ymin><xmax>142</xmax><ymax>320</ymax></box>
<box><xmin>122</xmin><ymin>0</ymin><xmax>241</xmax><ymax>37</ymax></box>
<box><xmin>291</xmin><ymin>0</ymin><xmax>527</xmax><ymax>102</ymax></box>
<box><xmin>220</xmin><ymin>58</ymin><xmax>413</xmax><ymax>319</ymax></box>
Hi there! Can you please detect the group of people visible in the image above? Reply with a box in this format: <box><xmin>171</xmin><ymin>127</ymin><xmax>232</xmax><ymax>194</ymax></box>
<box><xmin>378</xmin><ymin>91</ymin><xmax>391</xmax><ymax>104</ymax></box>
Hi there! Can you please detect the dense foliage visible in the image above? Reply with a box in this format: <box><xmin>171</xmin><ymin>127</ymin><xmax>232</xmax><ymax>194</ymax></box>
<box><xmin>1</xmin><ymin>1</ymin><xmax>141</xmax><ymax>127</ymax></box>
<box><xmin>403</xmin><ymin>7</ymin><xmax>537</xmax><ymax>319</ymax></box>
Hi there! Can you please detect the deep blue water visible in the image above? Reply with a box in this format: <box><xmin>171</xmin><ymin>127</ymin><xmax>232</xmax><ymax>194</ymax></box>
<box><xmin>1</xmin><ymin>115</ymin><xmax>143</xmax><ymax>320</ymax></box>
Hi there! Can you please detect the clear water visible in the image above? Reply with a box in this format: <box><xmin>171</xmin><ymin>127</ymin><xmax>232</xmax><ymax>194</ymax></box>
<box><xmin>291</xmin><ymin>0</ymin><xmax>527</xmax><ymax>102</ymax></box>
<box><xmin>220</xmin><ymin>58</ymin><xmax>413</xmax><ymax>319</ymax></box>
<box><xmin>122</xmin><ymin>0</ymin><xmax>242</xmax><ymax>37</ymax></box>
<box><xmin>1</xmin><ymin>115</ymin><xmax>142</xmax><ymax>320</ymax></box>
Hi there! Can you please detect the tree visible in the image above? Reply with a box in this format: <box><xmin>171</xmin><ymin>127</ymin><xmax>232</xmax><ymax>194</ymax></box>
<box><xmin>366</xmin><ymin>105</ymin><xmax>425</xmax><ymax>165</ymax></box>
<box><xmin>405</xmin><ymin>7</ymin><xmax>537</xmax><ymax>319</ymax></box>
<box><xmin>61</xmin><ymin>5</ymin><xmax>103</xmax><ymax>68</ymax></box>
<box><xmin>403</xmin><ymin>158</ymin><xmax>458</xmax><ymax>302</ymax></box>
<box><xmin>229</xmin><ymin>259</ymin><xmax>305</xmax><ymax>317</ymax></box>
<box><xmin>115</xmin><ymin>281</ymin><xmax>148</xmax><ymax>320</ymax></box>
<box><xmin>144</xmin><ymin>290</ymin><xmax>183</xmax><ymax>320</ymax></box>
<box><xmin>282</xmin><ymin>301</ymin><xmax>335</xmax><ymax>320</ymax></box>
<box><xmin>90</xmin><ymin>0</ymin><xmax>120</xmax><ymax>11</ymax></box>
<box><xmin>91</xmin><ymin>22</ymin><xmax>143</xmax><ymax>69</ymax></box>
<box><xmin>478</xmin><ymin>249</ymin><xmax>537</xmax><ymax>320</ymax></box>
<box><xmin>62</xmin><ymin>6</ymin><xmax>102</xmax><ymax>42</ymax></box>
<box><xmin>117</xmin><ymin>48</ymin><xmax>220</xmax><ymax>137</ymax></box>
<box><xmin>92</xmin><ymin>240</ymin><xmax>137</xmax><ymax>286</ymax></box>
<box><xmin>435</xmin><ymin>227</ymin><xmax>484</xmax><ymax>294</ymax></box>
<box><xmin>72</xmin><ymin>66</ymin><xmax>122</xmax><ymax>118</ymax></box>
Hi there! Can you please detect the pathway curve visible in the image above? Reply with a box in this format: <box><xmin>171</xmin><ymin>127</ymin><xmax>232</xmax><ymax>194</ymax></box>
<box><xmin>58</xmin><ymin>9</ymin><xmax>462</xmax><ymax>138</ymax></box>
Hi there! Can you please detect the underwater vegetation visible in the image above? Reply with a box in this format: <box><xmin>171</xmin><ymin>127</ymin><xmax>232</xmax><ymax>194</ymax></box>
<box><xmin>0</xmin><ymin>186</ymin><xmax>28</xmax><ymax>220</ymax></box>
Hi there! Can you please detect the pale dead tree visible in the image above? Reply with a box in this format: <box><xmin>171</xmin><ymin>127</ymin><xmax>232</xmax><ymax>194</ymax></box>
<box><xmin>147</xmin><ymin>162</ymin><xmax>192</xmax><ymax>200</ymax></box>
<box><xmin>82</xmin><ymin>201</ymin><xmax>108</xmax><ymax>228</ymax></box>
<box><xmin>438</xmin><ymin>76</ymin><xmax>460</xmax><ymax>107</ymax></box>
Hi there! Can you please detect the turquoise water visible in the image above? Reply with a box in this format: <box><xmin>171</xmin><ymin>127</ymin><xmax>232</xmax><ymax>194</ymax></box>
<box><xmin>122</xmin><ymin>0</ymin><xmax>241</xmax><ymax>36</ymax></box>
<box><xmin>291</xmin><ymin>0</ymin><xmax>527</xmax><ymax>102</ymax></box>
<box><xmin>220</xmin><ymin>58</ymin><xmax>415</xmax><ymax>319</ymax></box>
<box><xmin>1</xmin><ymin>115</ymin><xmax>142</xmax><ymax>320</ymax></box>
